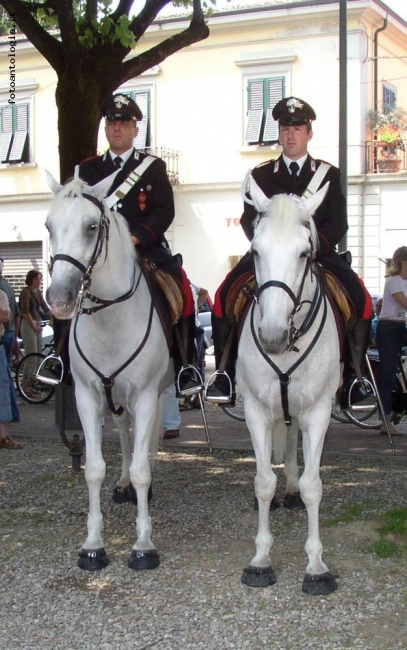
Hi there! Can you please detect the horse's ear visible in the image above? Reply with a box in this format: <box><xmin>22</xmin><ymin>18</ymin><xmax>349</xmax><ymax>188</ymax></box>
<box><xmin>302</xmin><ymin>182</ymin><xmax>330</xmax><ymax>217</ymax></box>
<box><xmin>46</xmin><ymin>170</ymin><xmax>62</xmax><ymax>195</ymax></box>
<box><xmin>92</xmin><ymin>171</ymin><xmax>119</xmax><ymax>200</ymax></box>
<box><xmin>246</xmin><ymin>175</ymin><xmax>271</xmax><ymax>213</ymax></box>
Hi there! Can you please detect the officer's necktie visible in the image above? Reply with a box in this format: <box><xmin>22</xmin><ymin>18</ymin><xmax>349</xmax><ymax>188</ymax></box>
<box><xmin>289</xmin><ymin>161</ymin><xmax>299</xmax><ymax>179</ymax></box>
<box><xmin>113</xmin><ymin>156</ymin><xmax>123</xmax><ymax>169</ymax></box>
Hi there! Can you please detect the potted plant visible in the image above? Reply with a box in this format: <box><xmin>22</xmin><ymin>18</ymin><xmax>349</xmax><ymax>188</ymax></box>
<box><xmin>367</xmin><ymin>107</ymin><xmax>407</xmax><ymax>171</ymax></box>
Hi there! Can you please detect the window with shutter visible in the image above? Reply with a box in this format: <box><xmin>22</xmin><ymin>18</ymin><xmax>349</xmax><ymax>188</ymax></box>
<box><xmin>383</xmin><ymin>84</ymin><xmax>396</xmax><ymax>114</ymax></box>
<box><xmin>131</xmin><ymin>90</ymin><xmax>150</xmax><ymax>150</ymax></box>
<box><xmin>0</xmin><ymin>102</ymin><xmax>30</xmax><ymax>164</ymax></box>
<box><xmin>245</xmin><ymin>77</ymin><xmax>284</xmax><ymax>146</ymax></box>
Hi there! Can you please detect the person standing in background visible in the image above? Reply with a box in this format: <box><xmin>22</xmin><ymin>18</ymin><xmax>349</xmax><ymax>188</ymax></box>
<box><xmin>376</xmin><ymin>247</ymin><xmax>407</xmax><ymax>436</ymax></box>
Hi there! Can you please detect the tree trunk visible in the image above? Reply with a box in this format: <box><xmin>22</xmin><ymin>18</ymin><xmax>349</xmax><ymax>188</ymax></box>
<box><xmin>55</xmin><ymin>70</ymin><xmax>115</xmax><ymax>182</ymax></box>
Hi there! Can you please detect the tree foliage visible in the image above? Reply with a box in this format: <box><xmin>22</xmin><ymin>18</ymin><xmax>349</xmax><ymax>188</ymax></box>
<box><xmin>0</xmin><ymin>0</ymin><xmax>210</xmax><ymax>180</ymax></box>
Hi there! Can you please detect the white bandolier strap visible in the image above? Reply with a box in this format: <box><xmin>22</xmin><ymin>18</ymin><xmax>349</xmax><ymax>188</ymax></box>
<box><xmin>105</xmin><ymin>155</ymin><xmax>156</xmax><ymax>209</ymax></box>
<box><xmin>302</xmin><ymin>161</ymin><xmax>331</xmax><ymax>199</ymax></box>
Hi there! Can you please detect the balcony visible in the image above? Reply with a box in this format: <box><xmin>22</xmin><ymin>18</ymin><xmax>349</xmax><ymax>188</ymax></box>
<box><xmin>140</xmin><ymin>147</ymin><xmax>179</xmax><ymax>185</ymax></box>
<box><xmin>365</xmin><ymin>140</ymin><xmax>407</xmax><ymax>174</ymax></box>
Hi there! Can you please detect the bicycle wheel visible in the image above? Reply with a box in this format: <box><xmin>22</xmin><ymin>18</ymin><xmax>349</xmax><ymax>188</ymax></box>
<box><xmin>220</xmin><ymin>385</ymin><xmax>246</xmax><ymax>422</ymax></box>
<box><xmin>331</xmin><ymin>391</ymin><xmax>381</xmax><ymax>429</ymax></box>
<box><xmin>16</xmin><ymin>353</ymin><xmax>55</xmax><ymax>404</ymax></box>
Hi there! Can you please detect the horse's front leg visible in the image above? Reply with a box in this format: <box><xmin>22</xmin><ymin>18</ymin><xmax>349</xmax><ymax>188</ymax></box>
<box><xmin>111</xmin><ymin>410</ymin><xmax>139</xmax><ymax>505</ymax></box>
<box><xmin>127</xmin><ymin>392</ymin><xmax>160</xmax><ymax>571</ymax></box>
<box><xmin>283</xmin><ymin>421</ymin><xmax>305</xmax><ymax>510</ymax></box>
<box><xmin>299</xmin><ymin>402</ymin><xmax>338</xmax><ymax>595</ymax></box>
<box><xmin>75</xmin><ymin>391</ymin><xmax>109</xmax><ymax>571</ymax></box>
<box><xmin>242</xmin><ymin>401</ymin><xmax>277</xmax><ymax>587</ymax></box>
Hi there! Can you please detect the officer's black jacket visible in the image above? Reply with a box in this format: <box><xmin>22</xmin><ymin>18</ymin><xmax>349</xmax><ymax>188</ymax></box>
<box><xmin>241</xmin><ymin>154</ymin><xmax>347</xmax><ymax>260</ymax></box>
<box><xmin>79</xmin><ymin>149</ymin><xmax>175</xmax><ymax>250</ymax></box>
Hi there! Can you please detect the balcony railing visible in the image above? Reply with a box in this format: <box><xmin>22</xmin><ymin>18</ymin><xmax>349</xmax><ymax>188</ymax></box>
<box><xmin>140</xmin><ymin>147</ymin><xmax>179</xmax><ymax>185</ymax></box>
<box><xmin>365</xmin><ymin>140</ymin><xmax>407</xmax><ymax>174</ymax></box>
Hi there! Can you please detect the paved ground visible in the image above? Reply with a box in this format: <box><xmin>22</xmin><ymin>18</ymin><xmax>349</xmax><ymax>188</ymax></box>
<box><xmin>8</xmin><ymin>389</ymin><xmax>407</xmax><ymax>460</ymax></box>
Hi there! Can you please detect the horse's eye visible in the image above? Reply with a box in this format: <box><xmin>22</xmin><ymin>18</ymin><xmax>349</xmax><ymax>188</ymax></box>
<box><xmin>300</xmin><ymin>251</ymin><xmax>309</xmax><ymax>259</ymax></box>
<box><xmin>87</xmin><ymin>223</ymin><xmax>98</xmax><ymax>232</ymax></box>
<box><xmin>251</xmin><ymin>248</ymin><xmax>258</xmax><ymax>257</ymax></box>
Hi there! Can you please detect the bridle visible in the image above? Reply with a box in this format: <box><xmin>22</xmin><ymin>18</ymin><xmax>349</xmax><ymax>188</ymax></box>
<box><xmin>250</xmin><ymin>220</ymin><xmax>328</xmax><ymax>425</ymax></box>
<box><xmin>49</xmin><ymin>191</ymin><xmax>154</xmax><ymax>415</ymax></box>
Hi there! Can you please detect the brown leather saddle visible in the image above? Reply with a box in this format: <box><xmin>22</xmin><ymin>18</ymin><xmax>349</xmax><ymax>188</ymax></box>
<box><xmin>225</xmin><ymin>269</ymin><xmax>356</xmax><ymax>353</ymax></box>
<box><xmin>141</xmin><ymin>259</ymin><xmax>185</xmax><ymax>346</ymax></box>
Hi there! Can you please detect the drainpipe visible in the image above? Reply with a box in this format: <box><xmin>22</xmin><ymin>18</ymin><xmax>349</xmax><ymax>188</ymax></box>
<box><xmin>373</xmin><ymin>16</ymin><xmax>388</xmax><ymax>113</ymax></box>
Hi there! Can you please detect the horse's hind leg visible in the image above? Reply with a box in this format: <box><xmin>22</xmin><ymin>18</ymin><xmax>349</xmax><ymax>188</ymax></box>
<box><xmin>299</xmin><ymin>406</ymin><xmax>338</xmax><ymax>595</ymax></box>
<box><xmin>111</xmin><ymin>411</ymin><xmax>138</xmax><ymax>504</ymax></box>
<box><xmin>242</xmin><ymin>407</ymin><xmax>277</xmax><ymax>587</ymax></box>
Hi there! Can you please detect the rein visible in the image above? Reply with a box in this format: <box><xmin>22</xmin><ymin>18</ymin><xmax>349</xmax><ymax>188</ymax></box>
<box><xmin>51</xmin><ymin>190</ymin><xmax>152</xmax><ymax>415</ymax></box>
<box><xmin>251</xmin><ymin>262</ymin><xmax>328</xmax><ymax>425</ymax></box>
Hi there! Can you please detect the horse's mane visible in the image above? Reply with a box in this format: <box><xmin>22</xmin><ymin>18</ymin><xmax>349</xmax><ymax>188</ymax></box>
<box><xmin>260</xmin><ymin>193</ymin><xmax>319</xmax><ymax>252</ymax></box>
<box><xmin>51</xmin><ymin>178</ymin><xmax>136</xmax><ymax>263</ymax></box>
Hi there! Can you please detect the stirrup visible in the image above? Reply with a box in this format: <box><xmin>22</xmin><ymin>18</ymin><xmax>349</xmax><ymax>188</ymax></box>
<box><xmin>35</xmin><ymin>354</ymin><xmax>64</xmax><ymax>386</ymax></box>
<box><xmin>205</xmin><ymin>371</ymin><xmax>233</xmax><ymax>404</ymax></box>
<box><xmin>176</xmin><ymin>365</ymin><xmax>203</xmax><ymax>397</ymax></box>
<box><xmin>346</xmin><ymin>377</ymin><xmax>377</xmax><ymax>412</ymax></box>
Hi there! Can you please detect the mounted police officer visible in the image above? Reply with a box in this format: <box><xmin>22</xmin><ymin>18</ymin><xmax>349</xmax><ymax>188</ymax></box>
<box><xmin>78</xmin><ymin>93</ymin><xmax>202</xmax><ymax>397</ymax></box>
<box><xmin>206</xmin><ymin>96</ymin><xmax>373</xmax><ymax>407</ymax></box>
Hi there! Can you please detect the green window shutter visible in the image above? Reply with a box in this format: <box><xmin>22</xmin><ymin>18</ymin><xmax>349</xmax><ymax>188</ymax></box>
<box><xmin>131</xmin><ymin>90</ymin><xmax>150</xmax><ymax>150</ymax></box>
<box><xmin>0</xmin><ymin>105</ymin><xmax>13</xmax><ymax>162</ymax></box>
<box><xmin>0</xmin><ymin>103</ymin><xmax>29</xmax><ymax>163</ymax></box>
<box><xmin>263</xmin><ymin>77</ymin><xmax>284</xmax><ymax>143</ymax></box>
<box><xmin>245</xmin><ymin>79</ymin><xmax>264</xmax><ymax>145</ymax></box>
<box><xmin>9</xmin><ymin>103</ymin><xmax>29</xmax><ymax>162</ymax></box>
<box><xmin>245</xmin><ymin>77</ymin><xmax>284</xmax><ymax>145</ymax></box>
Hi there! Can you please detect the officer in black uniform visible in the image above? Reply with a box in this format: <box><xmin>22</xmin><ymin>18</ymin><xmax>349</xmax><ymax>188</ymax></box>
<box><xmin>206</xmin><ymin>96</ymin><xmax>373</xmax><ymax>406</ymax></box>
<box><xmin>79</xmin><ymin>93</ymin><xmax>201</xmax><ymax>397</ymax></box>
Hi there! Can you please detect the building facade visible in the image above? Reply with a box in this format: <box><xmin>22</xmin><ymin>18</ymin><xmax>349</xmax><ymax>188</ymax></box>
<box><xmin>1</xmin><ymin>0</ymin><xmax>407</xmax><ymax>298</ymax></box>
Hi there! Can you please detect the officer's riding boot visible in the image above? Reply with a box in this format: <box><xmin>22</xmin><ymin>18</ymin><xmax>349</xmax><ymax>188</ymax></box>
<box><xmin>174</xmin><ymin>314</ymin><xmax>203</xmax><ymax>398</ymax></box>
<box><xmin>205</xmin><ymin>315</ymin><xmax>237</xmax><ymax>405</ymax></box>
<box><xmin>339</xmin><ymin>318</ymin><xmax>373</xmax><ymax>409</ymax></box>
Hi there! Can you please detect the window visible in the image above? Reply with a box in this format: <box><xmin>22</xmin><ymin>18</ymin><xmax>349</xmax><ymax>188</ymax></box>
<box><xmin>0</xmin><ymin>102</ymin><xmax>29</xmax><ymax>164</ymax></box>
<box><xmin>130</xmin><ymin>89</ymin><xmax>150</xmax><ymax>149</ymax></box>
<box><xmin>383</xmin><ymin>84</ymin><xmax>396</xmax><ymax>114</ymax></box>
<box><xmin>245</xmin><ymin>77</ymin><xmax>285</xmax><ymax>146</ymax></box>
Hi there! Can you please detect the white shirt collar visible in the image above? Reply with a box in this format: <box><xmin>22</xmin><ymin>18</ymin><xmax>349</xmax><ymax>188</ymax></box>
<box><xmin>109</xmin><ymin>147</ymin><xmax>134</xmax><ymax>167</ymax></box>
<box><xmin>282</xmin><ymin>153</ymin><xmax>308</xmax><ymax>173</ymax></box>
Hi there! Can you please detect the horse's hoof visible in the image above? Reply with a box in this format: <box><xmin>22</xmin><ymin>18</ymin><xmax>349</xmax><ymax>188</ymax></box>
<box><xmin>77</xmin><ymin>548</ymin><xmax>109</xmax><ymax>572</ymax></box>
<box><xmin>253</xmin><ymin>495</ymin><xmax>280</xmax><ymax>511</ymax></box>
<box><xmin>283</xmin><ymin>491</ymin><xmax>305</xmax><ymax>510</ymax></box>
<box><xmin>112</xmin><ymin>484</ymin><xmax>153</xmax><ymax>505</ymax></box>
<box><xmin>128</xmin><ymin>549</ymin><xmax>160</xmax><ymax>571</ymax></box>
<box><xmin>241</xmin><ymin>565</ymin><xmax>277</xmax><ymax>587</ymax></box>
<box><xmin>302</xmin><ymin>571</ymin><xmax>339</xmax><ymax>595</ymax></box>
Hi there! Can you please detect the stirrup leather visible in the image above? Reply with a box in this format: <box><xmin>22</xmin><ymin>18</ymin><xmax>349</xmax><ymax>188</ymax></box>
<box><xmin>205</xmin><ymin>370</ymin><xmax>233</xmax><ymax>404</ymax></box>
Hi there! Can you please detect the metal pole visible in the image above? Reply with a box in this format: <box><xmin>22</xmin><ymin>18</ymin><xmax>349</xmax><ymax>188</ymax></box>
<box><xmin>338</xmin><ymin>0</ymin><xmax>347</xmax><ymax>252</ymax></box>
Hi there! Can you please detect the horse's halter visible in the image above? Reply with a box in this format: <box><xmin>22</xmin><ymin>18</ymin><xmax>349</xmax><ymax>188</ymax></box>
<box><xmin>253</xmin><ymin>220</ymin><xmax>321</xmax><ymax>351</ymax></box>
<box><xmin>49</xmin><ymin>192</ymin><xmax>138</xmax><ymax>314</ymax></box>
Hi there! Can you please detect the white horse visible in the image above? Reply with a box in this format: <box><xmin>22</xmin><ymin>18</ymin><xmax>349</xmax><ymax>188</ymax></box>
<box><xmin>46</xmin><ymin>172</ymin><xmax>172</xmax><ymax>572</ymax></box>
<box><xmin>238</xmin><ymin>179</ymin><xmax>340</xmax><ymax>595</ymax></box>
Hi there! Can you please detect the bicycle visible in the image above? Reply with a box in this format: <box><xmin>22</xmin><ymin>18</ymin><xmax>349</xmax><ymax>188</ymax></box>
<box><xmin>331</xmin><ymin>348</ymin><xmax>407</xmax><ymax>430</ymax></box>
<box><xmin>14</xmin><ymin>339</ymin><xmax>58</xmax><ymax>405</ymax></box>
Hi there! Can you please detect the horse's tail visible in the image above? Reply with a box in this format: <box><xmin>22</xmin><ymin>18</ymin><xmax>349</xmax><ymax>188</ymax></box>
<box><xmin>272</xmin><ymin>419</ymin><xmax>287</xmax><ymax>464</ymax></box>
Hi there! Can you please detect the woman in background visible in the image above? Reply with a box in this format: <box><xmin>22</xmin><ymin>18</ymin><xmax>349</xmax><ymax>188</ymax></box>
<box><xmin>376</xmin><ymin>246</ymin><xmax>407</xmax><ymax>436</ymax></box>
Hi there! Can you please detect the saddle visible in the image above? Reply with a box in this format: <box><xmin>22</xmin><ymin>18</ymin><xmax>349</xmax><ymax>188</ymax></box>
<box><xmin>225</xmin><ymin>269</ymin><xmax>356</xmax><ymax>336</ymax></box>
<box><xmin>141</xmin><ymin>259</ymin><xmax>185</xmax><ymax>345</ymax></box>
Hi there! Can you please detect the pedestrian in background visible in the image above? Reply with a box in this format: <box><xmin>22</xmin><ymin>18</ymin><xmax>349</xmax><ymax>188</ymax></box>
<box><xmin>376</xmin><ymin>246</ymin><xmax>407</xmax><ymax>436</ymax></box>
<box><xmin>0</xmin><ymin>288</ymin><xmax>22</xmax><ymax>449</ymax></box>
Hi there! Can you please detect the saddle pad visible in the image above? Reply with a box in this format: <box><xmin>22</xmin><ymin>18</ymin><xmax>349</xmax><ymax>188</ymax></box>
<box><xmin>225</xmin><ymin>272</ymin><xmax>256</xmax><ymax>325</ymax></box>
<box><xmin>324</xmin><ymin>270</ymin><xmax>356</xmax><ymax>331</ymax></box>
<box><xmin>141</xmin><ymin>259</ymin><xmax>185</xmax><ymax>331</ymax></box>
